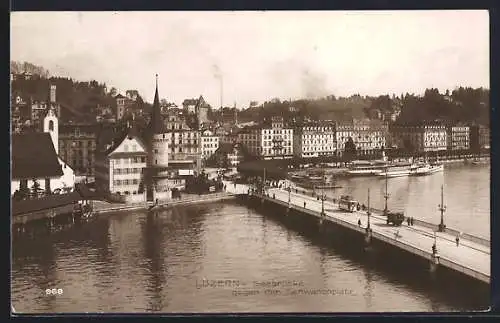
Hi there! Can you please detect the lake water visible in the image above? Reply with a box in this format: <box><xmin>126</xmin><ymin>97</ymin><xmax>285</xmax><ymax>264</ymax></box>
<box><xmin>11</xmin><ymin>164</ymin><xmax>490</xmax><ymax>313</ymax></box>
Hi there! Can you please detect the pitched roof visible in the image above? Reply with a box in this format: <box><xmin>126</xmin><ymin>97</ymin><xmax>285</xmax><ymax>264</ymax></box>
<box><xmin>105</xmin><ymin>126</ymin><xmax>148</xmax><ymax>156</ymax></box>
<box><xmin>115</xmin><ymin>94</ymin><xmax>126</xmax><ymax>99</ymax></box>
<box><xmin>12</xmin><ymin>133</ymin><xmax>63</xmax><ymax>179</ymax></box>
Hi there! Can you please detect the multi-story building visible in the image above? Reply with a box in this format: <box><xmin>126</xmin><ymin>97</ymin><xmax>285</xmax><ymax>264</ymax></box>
<box><xmin>470</xmin><ymin>124</ymin><xmax>490</xmax><ymax>151</ymax></box>
<box><xmin>115</xmin><ymin>94</ymin><xmax>127</xmax><ymax>120</ymax></box>
<box><xmin>335</xmin><ymin>120</ymin><xmax>387</xmax><ymax>156</ymax></box>
<box><xmin>94</xmin><ymin>128</ymin><xmax>148</xmax><ymax>202</ymax></box>
<box><xmin>238</xmin><ymin>116</ymin><xmax>293</xmax><ymax>160</ymax></box>
<box><xmin>201</xmin><ymin>129</ymin><xmax>219</xmax><ymax>161</ymax></box>
<box><xmin>390</xmin><ymin>122</ymin><xmax>447</xmax><ymax>152</ymax></box>
<box><xmin>293</xmin><ymin>122</ymin><xmax>336</xmax><ymax>158</ymax></box>
<box><xmin>59</xmin><ymin>123</ymin><xmax>97</xmax><ymax>176</ymax></box>
<box><xmin>162</xmin><ymin>109</ymin><xmax>201</xmax><ymax>172</ymax></box>
<box><xmin>446</xmin><ymin>125</ymin><xmax>470</xmax><ymax>151</ymax></box>
<box><xmin>335</xmin><ymin>121</ymin><xmax>355</xmax><ymax>156</ymax></box>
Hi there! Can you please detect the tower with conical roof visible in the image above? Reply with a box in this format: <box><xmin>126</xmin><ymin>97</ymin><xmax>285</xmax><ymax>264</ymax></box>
<box><xmin>146</xmin><ymin>74</ymin><xmax>171</xmax><ymax>201</ymax></box>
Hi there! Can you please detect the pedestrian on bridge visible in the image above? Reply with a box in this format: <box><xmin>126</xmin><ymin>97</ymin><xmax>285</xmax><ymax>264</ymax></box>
<box><xmin>304</xmin><ymin>201</ymin><xmax>306</xmax><ymax>208</ymax></box>
<box><xmin>456</xmin><ymin>235</ymin><xmax>460</xmax><ymax>247</ymax></box>
<box><xmin>407</xmin><ymin>217</ymin><xmax>410</xmax><ymax>226</ymax></box>
<box><xmin>358</xmin><ymin>219</ymin><xmax>361</xmax><ymax>227</ymax></box>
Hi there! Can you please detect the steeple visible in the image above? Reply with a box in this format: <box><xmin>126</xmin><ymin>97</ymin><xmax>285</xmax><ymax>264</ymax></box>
<box><xmin>150</xmin><ymin>74</ymin><xmax>163</xmax><ymax>134</ymax></box>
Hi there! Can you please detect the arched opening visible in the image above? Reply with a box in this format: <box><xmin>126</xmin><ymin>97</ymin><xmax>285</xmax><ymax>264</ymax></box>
<box><xmin>48</xmin><ymin>120</ymin><xmax>54</xmax><ymax>131</ymax></box>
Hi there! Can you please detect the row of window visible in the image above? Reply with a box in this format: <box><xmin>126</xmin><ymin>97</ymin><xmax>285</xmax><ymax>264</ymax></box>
<box><xmin>114</xmin><ymin>168</ymin><xmax>143</xmax><ymax>174</ymax></box>
<box><xmin>114</xmin><ymin>157</ymin><xmax>146</xmax><ymax>164</ymax></box>
<box><xmin>203</xmin><ymin>143</ymin><xmax>218</xmax><ymax>148</ymax></box>
<box><xmin>113</xmin><ymin>179</ymin><xmax>139</xmax><ymax>186</ymax></box>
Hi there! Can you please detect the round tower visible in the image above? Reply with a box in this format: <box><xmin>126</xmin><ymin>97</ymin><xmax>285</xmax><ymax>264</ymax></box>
<box><xmin>43</xmin><ymin>106</ymin><xmax>59</xmax><ymax>154</ymax></box>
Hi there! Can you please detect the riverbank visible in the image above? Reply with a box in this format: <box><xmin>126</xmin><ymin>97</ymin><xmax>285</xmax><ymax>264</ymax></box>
<box><xmin>93</xmin><ymin>191</ymin><xmax>237</xmax><ymax>215</ymax></box>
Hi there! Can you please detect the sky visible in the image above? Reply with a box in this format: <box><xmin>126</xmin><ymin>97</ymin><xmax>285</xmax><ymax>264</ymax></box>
<box><xmin>11</xmin><ymin>10</ymin><xmax>489</xmax><ymax>108</ymax></box>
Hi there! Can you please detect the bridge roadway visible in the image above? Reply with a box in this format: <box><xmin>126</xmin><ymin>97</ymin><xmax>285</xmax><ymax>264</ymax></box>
<box><xmin>224</xmin><ymin>182</ymin><xmax>490</xmax><ymax>284</ymax></box>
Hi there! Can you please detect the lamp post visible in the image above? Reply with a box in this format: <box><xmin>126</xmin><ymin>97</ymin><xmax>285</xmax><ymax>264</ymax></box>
<box><xmin>383</xmin><ymin>169</ymin><xmax>389</xmax><ymax>216</ymax></box>
<box><xmin>287</xmin><ymin>185</ymin><xmax>291</xmax><ymax>205</ymax></box>
<box><xmin>438</xmin><ymin>185</ymin><xmax>447</xmax><ymax>232</ymax></box>
<box><xmin>367</xmin><ymin>188</ymin><xmax>371</xmax><ymax>229</ymax></box>
<box><xmin>320</xmin><ymin>175</ymin><xmax>326</xmax><ymax>216</ymax></box>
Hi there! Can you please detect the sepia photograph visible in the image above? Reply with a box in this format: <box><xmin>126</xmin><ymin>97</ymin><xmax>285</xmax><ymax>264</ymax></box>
<box><xmin>10</xmin><ymin>10</ymin><xmax>490</xmax><ymax>313</ymax></box>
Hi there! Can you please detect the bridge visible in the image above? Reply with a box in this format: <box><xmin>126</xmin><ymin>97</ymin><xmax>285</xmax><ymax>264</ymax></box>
<box><xmin>224</xmin><ymin>182</ymin><xmax>490</xmax><ymax>285</ymax></box>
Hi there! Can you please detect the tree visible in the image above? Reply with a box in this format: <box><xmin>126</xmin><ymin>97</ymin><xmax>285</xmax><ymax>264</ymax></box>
<box><xmin>109</xmin><ymin>87</ymin><xmax>117</xmax><ymax>97</ymax></box>
<box><xmin>343</xmin><ymin>137</ymin><xmax>357</xmax><ymax>162</ymax></box>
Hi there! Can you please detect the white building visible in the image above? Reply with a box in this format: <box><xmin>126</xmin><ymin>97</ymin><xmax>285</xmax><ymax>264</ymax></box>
<box><xmin>293</xmin><ymin>123</ymin><xmax>336</xmax><ymax>158</ymax></box>
<box><xmin>94</xmin><ymin>128</ymin><xmax>148</xmax><ymax>202</ymax></box>
<box><xmin>238</xmin><ymin>117</ymin><xmax>293</xmax><ymax>160</ymax></box>
<box><xmin>201</xmin><ymin>129</ymin><xmax>220</xmax><ymax>161</ymax></box>
<box><xmin>12</xmin><ymin>132</ymin><xmax>74</xmax><ymax>196</ymax></box>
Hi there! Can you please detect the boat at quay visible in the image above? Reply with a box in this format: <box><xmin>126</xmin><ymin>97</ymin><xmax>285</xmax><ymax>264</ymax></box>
<box><xmin>377</xmin><ymin>162</ymin><xmax>413</xmax><ymax>178</ymax></box>
<box><xmin>410</xmin><ymin>163</ymin><xmax>444</xmax><ymax>176</ymax></box>
<box><xmin>345</xmin><ymin>160</ymin><xmax>389</xmax><ymax>176</ymax></box>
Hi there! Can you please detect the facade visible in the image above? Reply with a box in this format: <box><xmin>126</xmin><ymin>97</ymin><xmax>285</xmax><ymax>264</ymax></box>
<box><xmin>470</xmin><ymin>124</ymin><xmax>490</xmax><ymax>151</ymax></box>
<box><xmin>446</xmin><ymin>125</ymin><xmax>470</xmax><ymax>151</ymax></box>
<box><xmin>238</xmin><ymin>117</ymin><xmax>293</xmax><ymax>160</ymax></box>
<box><xmin>335</xmin><ymin>120</ymin><xmax>388</xmax><ymax>156</ymax></box>
<box><xmin>201</xmin><ymin>129</ymin><xmax>219</xmax><ymax>161</ymax></box>
<box><xmin>115</xmin><ymin>94</ymin><xmax>126</xmax><ymax>120</ymax></box>
<box><xmin>94</xmin><ymin>130</ymin><xmax>148</xmax><ymax>202</ymax></box>
<box><xmin>390</xmin><ymin>123</ymin><xmax>447</xmax><ymax>152</ymax></box>
<box><xmin>293</xmin><ymin>123</ymin><xmax>336</xmax><ymax>158</ymax></box>
<box><xmin>59</xmin><ymin>123</ymin><xmax>97</xmax><ymax>176</ymax></box>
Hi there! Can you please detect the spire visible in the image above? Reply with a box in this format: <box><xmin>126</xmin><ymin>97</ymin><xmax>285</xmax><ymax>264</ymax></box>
<box><xmin>150</xmin><ymin>74</ymin><xmax>163</xmax><ymax>134</ymax></box>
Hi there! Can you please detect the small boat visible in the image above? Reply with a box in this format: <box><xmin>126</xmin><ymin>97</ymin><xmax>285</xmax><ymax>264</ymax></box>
<box><xmin>377</xmin><ymin>162</ymin><xmax>413</xmax><ymax>178</ymax></box>
<box><xmin>410</xmin><ymin>163</ymin><xmax>444</xmax><ymax>176</ymax></box>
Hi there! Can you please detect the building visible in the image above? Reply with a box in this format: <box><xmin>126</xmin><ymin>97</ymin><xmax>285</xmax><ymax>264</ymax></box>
<box><xmin>115</xmin><ymin>94</ymin><xmax>127</xmax><ymax>120</ymax></box>
<box><xmin>293</xmin><ymin>123</ymin><xmax>336</xmax><ymax>158</ymax></box>
<box><xmin>335</xmin><ymin>119</ymin><xmax>388</xmax><ymax>156</ymax></box>
<box><xmin>238</xmin><ymin>116</ymin><xmax>293</xmax><ymax>160</ymax></box>
<box><xmin>59</xmin><ymin>123</ymin><xmax>97</xmax><ymax>176</ymax></box>
<box><xmin>446</xmin><ymin>125</ymin><xmax>470</xmax><ymax>151</ymax></box>
<box><xmin>201</xmin><ymin>129</ymin><xmax>220</xmax><ymax>161</ymax></box>
<box><xmin>94</xmin><ymin>128</ymin><xmax>148</xmax><ymax>202</ymax></box>
<box><xmin>12</xmin><ymin>132</ymin><xmax>74</xmax><ymax>196</ymax></box>
<box><xmin>390</xmin><ymin>122</ymin><xmax>447</xmax><ymax>153</ymax></box>
<box><xmin>470</xmin><ymin>124</ymin><xmax>490</xmax><ymax>151</ymax></box>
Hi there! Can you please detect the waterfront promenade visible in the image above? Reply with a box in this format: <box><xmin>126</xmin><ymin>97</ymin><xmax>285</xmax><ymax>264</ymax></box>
<box><xmin>225</xmin><ymin>182</ymin><xmax>490</xmax><ymax>284</ymax></box>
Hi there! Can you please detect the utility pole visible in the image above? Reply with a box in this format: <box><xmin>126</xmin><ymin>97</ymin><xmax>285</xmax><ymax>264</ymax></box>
<box><xmin>438</xmin><ymin>185</ymin><xmax>447</xmax><ymax>232</ymax></box>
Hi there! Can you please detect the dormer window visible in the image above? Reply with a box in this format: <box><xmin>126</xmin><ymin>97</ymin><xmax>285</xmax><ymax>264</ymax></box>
<box><xmin>48</xmin><ymin>120</ymin><xmax>54</xmax><ymax>131</ymax></box>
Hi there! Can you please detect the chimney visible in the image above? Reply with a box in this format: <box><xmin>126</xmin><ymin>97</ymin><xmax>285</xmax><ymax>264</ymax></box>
<box><xmin>50</xmin><ymin>85</ymin><xmax>56</xmax><ymax>103</ymax></box>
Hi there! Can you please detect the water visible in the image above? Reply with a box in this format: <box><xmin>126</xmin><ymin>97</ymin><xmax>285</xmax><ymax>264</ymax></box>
<box><xmin>330</xmin><ymin>163</ymin><xmax>490</xmax><ymax>238</ymax></box>
<box><xmin>11</xmin><ymin>165</ymin><xmax>490</xmax><ymax>313</ymax></box>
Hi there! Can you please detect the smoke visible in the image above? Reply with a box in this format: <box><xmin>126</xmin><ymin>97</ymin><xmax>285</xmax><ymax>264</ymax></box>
<box><xmin>212</xmin><ymin>64</ymin><xmax>222</xmax><ymax>79</ymax></box>
<box><xmin>300</xmin><ymin>66</ymin><xmax>328</xmax><ymax>99</ymax></box>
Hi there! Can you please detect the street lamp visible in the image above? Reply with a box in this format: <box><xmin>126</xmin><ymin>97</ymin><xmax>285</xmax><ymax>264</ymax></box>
<box><xmin>320</xmin><ymin>175</ymin><xmax>326</xmax><ymax>216</ymax></box>
<box><xmin>438</xmin><ymin>185</ymin><xmax>447</xmax><ymax>232</ymax></box>
<box><xmin>287</xmin><ymin>185</ymin><xmax>291</xmax><ymax>205</ymax></box>
<box><xmin>367</xmin><ymin>188</ymin><xmax>371</xmax><ymax>229</ymax></box>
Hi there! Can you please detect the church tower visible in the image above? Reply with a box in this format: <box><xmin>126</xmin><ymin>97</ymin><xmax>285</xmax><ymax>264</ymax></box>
<box><xmin>44</xmin><ymin>105</ymin><xmax>59</xmax><ymax>154</ymax></box>
<box><xmin>44</xmin><ymin>84</ymin><xmax>59</xmax><ymax>154</ymax></box>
